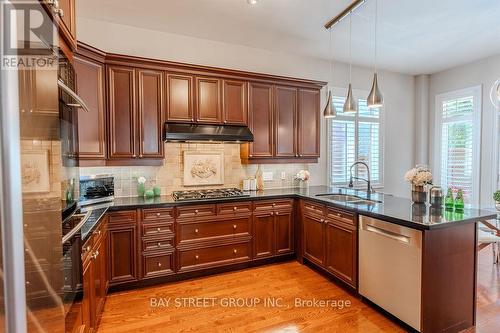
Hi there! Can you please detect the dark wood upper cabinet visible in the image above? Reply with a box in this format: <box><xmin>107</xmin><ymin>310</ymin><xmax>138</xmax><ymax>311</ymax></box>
<box><xmin>247</xmin><ymin>82</ymin><xmax>274</xmax><ymax>158</ymax></box>
<box><xmin>222</xmin><ymin>80</ymin><xmax>248</xmax><ymax>125</ymax></box>
<box><xmin>166</xmin><ymin>73</ymin><xmax>194</xmax><ymax>122</ymax></box>
<box><xmin>298</xmin><ymin>88</ymin><xmax>320</xmax><ymax>158</ymax></box>
<box><xmin>137</xmin><ymin>69</ymin><xmax>164</xmax><ymax>158</ymax></box>
<box><xmin>29</xmin><ymin>69</ymin><xmax>59</xmax><ymax>115</ymax></box>
<box><xmin>107</xmin><ymin>65</ymin><xmax>136</xmax><ymax>159</ymax></box>
<box><xmin>195</xmin><ymin>76</ymin><xmax>222</xmax><ymax>123</ymax></box>
<box><xmin>75</xmin><ymin>53</ymin><xmax>106</xmax><ymax>160</ymax></box>
<box><xmin>42</xmin><ymin>0</ymin><xmax>77</xmax><ymax>51</ymax></box>
<box><xmin>274</xmin><ymin>86</ymin><xmax>297</xmax><ymax>157</ymax></box>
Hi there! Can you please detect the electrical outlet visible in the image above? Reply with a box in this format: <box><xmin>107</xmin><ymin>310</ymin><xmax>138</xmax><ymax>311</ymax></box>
<box><xmin>281</xmin><ymin>171</ymin><xmax>286</xmax><ymax>180</ymax></box>
<box><xmin>262</xmin><ymin>171</ymin><xmax>273</xmax><ymax>181</ymax></box>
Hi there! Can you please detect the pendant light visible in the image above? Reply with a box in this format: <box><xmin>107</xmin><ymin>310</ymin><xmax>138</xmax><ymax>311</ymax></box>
<box><xmin>323</xmin><ymin>28</ymin><xmax>337</xmax><ymax>118</ymax></box>
<box><xmin>367</xmin><ymin>0</ymin><xmax>384</xmax><ymax>108</ymax></box>
<box><xmin>343</xmin><ymin>14</ymin><xmax>357</xmax><ymax>113</ymax></box>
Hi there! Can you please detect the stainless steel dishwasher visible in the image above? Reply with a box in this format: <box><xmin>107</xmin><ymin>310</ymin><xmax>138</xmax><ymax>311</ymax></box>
<box><xmin>359</xmin><ymin>216</ymin><xmax>423</xmax><ymax>332</ymax></box>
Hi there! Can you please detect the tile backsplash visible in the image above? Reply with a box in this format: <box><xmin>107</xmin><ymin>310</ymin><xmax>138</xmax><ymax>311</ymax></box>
<box><xmin>80</xmin><ymin>143</ymin><xmax>309</xmax><ymax>197</ymax></box>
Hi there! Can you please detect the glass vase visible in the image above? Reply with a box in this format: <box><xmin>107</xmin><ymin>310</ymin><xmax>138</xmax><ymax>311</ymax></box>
<box><xmin>411</xmin><ymin>185</ymin><xmax>427</xmax><ymax>204</ymax></box>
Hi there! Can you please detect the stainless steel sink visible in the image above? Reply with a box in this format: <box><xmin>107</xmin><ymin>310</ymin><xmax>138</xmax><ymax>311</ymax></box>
<box><xmin>316</xmin><ymin>193</ymin><xmax>381</xmax><ymax>205</ymax></box>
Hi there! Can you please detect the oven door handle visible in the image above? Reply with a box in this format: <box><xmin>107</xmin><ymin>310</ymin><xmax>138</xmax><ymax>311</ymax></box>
<box><xmin>61</xmin><ymin>211</ymin><xmax>91</xmax><ymax>244</ymax></box>
<box><xmin>58</xmin><ymin>79</ymin><xmax>90</xmax><ymax>112</ymax></box>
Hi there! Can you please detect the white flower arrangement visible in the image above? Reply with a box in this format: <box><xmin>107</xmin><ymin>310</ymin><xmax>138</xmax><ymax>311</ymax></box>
<box><xmin>404</xmin><ymin>166</ymin><xmax>433</xmax><ymax>186</ymax></box>
<box><xmin>295</xmin><ymin>170</ymin><xmax>310</xmax><ymax>181</ymax></box>
<box><xmin>137</xmin><ymin>176</ymin><xmax>147</xmax><ymax>184</ymax></box>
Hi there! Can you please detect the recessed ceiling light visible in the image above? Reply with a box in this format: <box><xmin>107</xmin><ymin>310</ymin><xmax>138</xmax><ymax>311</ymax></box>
<box><xmin>247</xmin><ymin>0</ymin><xmax>259</xmax><ymax>5</ymax></box>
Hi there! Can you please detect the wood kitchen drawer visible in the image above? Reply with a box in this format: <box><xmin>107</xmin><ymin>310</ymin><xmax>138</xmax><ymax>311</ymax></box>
<box><xmin>177</xmin><ymin>204</ymin><xmax>216</xmax><ymax>219</ymax></box>
<box><xmin>107</xmin><ymin>210</ymin><xmax>137</xmax><ymax>225</ymax></box>
<box><xmin>326</xmin><ymin>207</ymin><xmax>355</xmax><ymax>226</ymax></box>
<box><xmin>217</xmin><ymin>202</ymin><xmax>252</xmax><ymax>215</ymax></box>
<box><xmin>142</xmin><ymin>236</ymin><xmax>175</xmax><ymax>252</ymax></box>
<box><xmin>142</xmin><ymin>208</ymin><xmax>174</xmax><ymax>222</ymax></box>
<box><xmin>177</xmin><ymin>216</ymin><xmax>251</xmax><ymax>244</ymax></box>
<box><xmin>302</xmin><ymin>201</ymin><xmax>325</xmax><ymax>217</ymax></box>
<box><xmin>253</xmin><ymin>199</ymin><xmax>293</xmax><ymax>212</ymax></box>
<box><xmin>142</xmin><ymin>222</ymin><xmax>174</xmax><ymax>237</ymax></box>
<box><xmin>142</xmin><ymin>251</ymin><xmax>175</xmax><ymax>279</ymax></box>
<box><xmin>178</xmin><ymin>241</ymin><xmax>251</xmax><ymax>272</ymax></box>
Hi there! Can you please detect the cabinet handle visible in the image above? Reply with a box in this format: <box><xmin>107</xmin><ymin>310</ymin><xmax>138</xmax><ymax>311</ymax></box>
<box><xmin>156</xmin><ymin>213</ymin><xmax>161</xmax><ymax>217</ymax></box>
<box><xmin>233</xmin><ymin>249</ymin><xmax>238</xmax><ymax>254</ymax></box>
<box><xmin>336</xmin><ymin>213</ymin><xmax>341</xmax><ymax>217</ymax></box>
<box><xmin>275</xmin><ymin>212</ymin><xmax>279</xmax><ymax>216</ymax></box>
<box><xmin>249</xmin><ymin>154</ymin><xmax>253</xmax><ymax>158</ymax></box>
<box><xmin>93</xmin><ymin>250</ymin><xmax>99</xmax><ymax>259</ymax></box>
<box><xmin>194</xmin><ymin>209</ymin><xmax>199</xmax><ymax>214</ymax></box>
<box><xmin>157</xmin><ymin>262</ymin><xmax>162</xmax><ymax>267</ymax></box>
<box><xmin>157</xmin><ymin>227</ymin><xmax>161</xmax><ymax>232</ymax></box>
<box><xmin>21</xmin><ymin>109</ymin><xmax>25</xmax><ymax>113</ymax></box>
<box><xmin>320</xmin><ymin>219</ymin><xmax>325</xmax><ymax>223</ymax></box>
<box><xmin>270</xmin><ymin>212</ymin><xmax>274</xmax><ymax>216</ymax></box>
<box><xmin>191</xmin><ymin>118</ymin><xmax>194</xmax><ymax>122</ymax></box>
<box><xmin>233</xmin><ymin>224</ymin><xmax>237</xmax><ymax>230</ymax></box>
<box><xmin>94</xmin><ymin>230</ymin><xmax>101</xmax><ymax>236</ymax></box>
<box><xmin>132</xmin><ymin>154</ymin><xmax>137</xmax><ymax>158</ymax></box>
<box><xmin>272</xmin><ymin>203</ymin><xmax>276</xmax><ymax>207</ymax></box>
<box><xmin>157</xmin><ymin>242</ymin><xmax>162</xmax><ymax>246</ymax></box>
<box><xmin>233</xmin><ymin>206</ymin><xmax>237</xmax><ymax>211</ymax></box>
<box><xmin>29</xmin><ymin>109</ymin><xmax>33</xmax><ymax>113</ymax></box>
<box><xmin>194</xmin><ymin>228</ymin><xmax>199</xmax><ymax>234</ymax></box>
<box><xmin>324</xmin><ymin>220</ymin><xmax>328</xmax><ymax>224</ymax></box>
<box><xmin>195</xmin><ymin>255</ymin><xmax>199</xmax><ymax>260</ymax></box>
<box><xmin>26</xmin><ymin>281</ymin><xmax>31</xmax><ymax>285</ymax></box>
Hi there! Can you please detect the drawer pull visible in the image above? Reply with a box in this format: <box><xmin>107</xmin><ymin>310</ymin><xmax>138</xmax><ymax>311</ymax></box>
<box><xmin>276</xmin><ymin>212</ymin><xmax>279</xmax><ymax>216</ymax></box>
<box><xmin>157</xmin><ymin>242</ymin><xmax>162</xmax><ymax>246</ymax></box>
<box><xmin>195</xmin><ymin>255</ymin><xmax>199</xmax><ymax>260</ymax></box>
<box><xmin>336</xmin><ymin>213</ymin><xmax>341</xmax><ymax>217</ymax></box>
<box><xmin>26</xmin><ymin>281</ymin><xmax>31</xmax><ymax>285</ymax></box>
<box><xmin>194</xmin><ymin>229</ymin><xmax>199</xmax><ymax>234</ymax></box>
<box><xmin>233</xmin><ymin>249</ymin><xmax>238</xmax><ymax>254</ymax></box>
<box><xmin>94</xmin><ymin>230</ymin><xmax>101</xmax><ymax>236</ymax></box>
<box><xmin>157</xmin><ymin>227</ymin><xmax>162</xmax><ymax>232</ymax></box>
<box><xmin>272</xmin><ymin>203</ymin><xmax>276</xmax><ymax>207</ymax></box>
<box><xmin>270</xmin><ymin>212</ymin><xmax>274</xmax><ymax>216</ymax></box>
<box><xmin>233</xmin><ymin>206</ymin><xmax>237</xmax><ymax>211</ymax></box>
<box><xmin>320</xmin><ymin>219</ymin><xmax>325</xmax><ymax>223</ymax></box>
<box><xmin>233</xmin><ymin>224</ymin><xmax>237</xmax><ymax>230</ymax></box>
<box><xmin>324</xmin><ymin>220</ymin><xmax>328</xmax><ymax>224</ymax></box>
<box><xmin>194</xmin><ymin>209</ymin><xmax>199</xmax><ymax>214</ymax></box>
<box><xmin>156</xmin><ymin>213</ymin><xmax>161</xmax><ymax>217</ymax></box>
<box><xmin>157</xmin><ymin>262</ymin><xmax>162</xmax><ymax>267</ymax></box>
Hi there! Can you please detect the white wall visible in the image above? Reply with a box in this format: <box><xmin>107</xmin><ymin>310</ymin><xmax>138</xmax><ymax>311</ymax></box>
<box><xmin>77</xmin><ymin>17</ymin><xmax>415</xmax><ymax>197</ymax></box>
<box><xmin>429</xmin><ymin>54</ymin><xmax>500</xmax><ymax>208</ymax></box>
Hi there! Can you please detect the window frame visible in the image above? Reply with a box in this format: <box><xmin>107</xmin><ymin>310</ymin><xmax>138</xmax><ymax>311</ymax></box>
<box><xmin>433</xmin><ymin>85</ymin><xmax>482</xmax><ymax>205</ymax></box>
<box><xmin>327</xmin><ymin>87</ymin><xmax>385</xmax><ymax>188</ymax></box>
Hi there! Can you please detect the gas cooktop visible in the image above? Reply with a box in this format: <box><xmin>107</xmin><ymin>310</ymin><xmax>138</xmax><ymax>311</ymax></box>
<box><xmin>172</xmin><ymin>188</ymin><xmax>249</xmax><ymax>201</ymax></box>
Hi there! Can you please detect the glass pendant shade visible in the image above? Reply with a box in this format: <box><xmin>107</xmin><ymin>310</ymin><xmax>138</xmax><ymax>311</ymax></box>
<box><xmin>343</xmin><ymin>83</ymin><xmax>357</xmax><ymax>113</ymax></box>
<box><xmin>323</xmin><ymin>90</ymin><xmax>336</xmax><ymax>118</ymax></box>
<box><xmin>367</xmin><ymin>73</ymin><xmax>384</xmax><ymax>108</ymax></box>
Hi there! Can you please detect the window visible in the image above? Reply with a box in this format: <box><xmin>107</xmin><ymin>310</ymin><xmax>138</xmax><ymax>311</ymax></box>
<box><xmin>435</xmin><ymin>86</ymin><xmax>482</xmax><ymax>205</ymax></box>
<box><xmin>328</xmin><ymin>89</ymin><xmax>383</xmax><ymax>187</ymax></box>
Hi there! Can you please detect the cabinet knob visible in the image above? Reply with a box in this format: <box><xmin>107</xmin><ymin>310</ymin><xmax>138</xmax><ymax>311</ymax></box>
<box><xmin>194</xmin><ymin>209</ymin><xmax>199</xmax><ymax>214</ymax></box>
<box><xmin>320</xmin><ymin>219</ymin><xmax>325</xmax><ymax>223</ymax></box>
<box><xmin>336</xmin><ymin>213</ymin><xmax>341</xmax><ymax>217</ymax></box>
<box><xmin>195</xmin><ymin>255</ymin><xmax>199</xmax><ymax>260</ymax></box>
<box><xmin>249</xmin><ymin>154</ymin><xmax>253</xmax><ymax>158</ymax></box>
<box><xmin>157</xmin><ymin>227</ymin><xmax>161</xmax><ymax>232</ymax></box>
<box><xmin>156</xmin><ymin>212</ymin><xmax>161</xmax><ymax>217</ymax></box>
<box><xmin>21</xmin><ymin>109</ymin><xmax>25</xmax><ymax>113</ymax></box>
<box><xmin>270</xmin><ymin>212</ymin><xmax>274</xmax><ymax>216</ymax></box>
<box><xmin>94</xmin><ymin>230</ymin><xmax>101</xmax><ymax>236</ymax></box>
<box><xmin>233</xmin><ymin>206</ymin><xmax>237</xmax><ymax>211</ymax></box>
<box><xmin>132</xmin><ymin>154</ymin><xmax>137</xmax><ymax>158</ymax></box>
<box><xmin>157</xmin><ymin>262</ymin><xmax>162</xmax><ymax>267</ymax></box>
<box><xmin>194</xmin><ymin>229</ymin><xmax>199</xmax><ymax>234</ymax></box>
<box><xmin>324</xmin><ymin>220</ymin><xmax>328</xmax><ymax>224</ymax></box>
<box><xmin>157</xmin><ymin>242</ymin><xmax>162</xmax><ymax>246</ymax></box>
<box><xmin>233</xmin><ymin>249</ymin><xmax>238</xmax><ymax>254</ymax></box>
<box><xmin>272</xmin><ymin>203</ymin><xmax>276</xmax><ymax>207</ymax></box>
<box><xmin>233</xmin><ymin>224</ymin><xmax>237</xmax><ymax>230</ymax></box>
<box><xmin>191</xmin><ymin>118</ymin><xmax>194</xmax><ymax>122</ymax></box>
<box><xmin>26</xmin><ymin>281</ymin><xmax>31</xmax><ymax>285</ymax></box>
<box><xmin>224</xmin><ymin>120</ymin><xmax>227</xmax><ymax>124</ymax></box>
<box><xmin>275</xmin><ymin>212</ymin><xmax>279</xmax><ymax>216</ymax></box>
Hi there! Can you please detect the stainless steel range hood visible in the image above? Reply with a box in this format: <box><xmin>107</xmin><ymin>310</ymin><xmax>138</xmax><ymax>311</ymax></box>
<box><xmin>163</xmin><ymin>123</ymin><xmax>254</xmax><ymax>142</ymax></box>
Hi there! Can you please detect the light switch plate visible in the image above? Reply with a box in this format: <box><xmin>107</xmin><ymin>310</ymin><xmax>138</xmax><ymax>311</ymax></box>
<box><xmin>262</xmin><ymin>171</ymin><xmax>273</xmax><ymax>181</ymax></box>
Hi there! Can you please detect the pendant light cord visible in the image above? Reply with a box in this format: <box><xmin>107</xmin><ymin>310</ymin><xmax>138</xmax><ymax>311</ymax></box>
<box><xmin>374</xmin><ymin>0</ymin><xmax>378</xmax><ymax>74</ymax></box>
<box><xmin>329</xmin><ymin>28</ymin><xmax>333</xmax><ymax>81</ymax></box>
<box><xmin>349</xmin><ymin>14</ymin><xmax>352</xmax><ymax>83</ymax></box>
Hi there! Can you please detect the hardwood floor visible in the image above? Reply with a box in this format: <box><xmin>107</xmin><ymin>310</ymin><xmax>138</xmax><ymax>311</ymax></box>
<box><xmin>97</xmin><ymin>249</ymin><xmax>500</xmax><ymax>333</ymax></box>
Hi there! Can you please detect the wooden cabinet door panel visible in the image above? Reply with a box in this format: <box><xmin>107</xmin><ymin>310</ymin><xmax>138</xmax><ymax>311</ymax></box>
<box><xmin>298</xmin><ymin>88</ymin><xmax>320</xmax><ymax>157</ymax></box>
<box><xmin>274</xmin><ymin>86</ymin><xmax>297</xmax><ymax>157</ymax></box>
<box><xmin>107</xmin><ymin>66</ymin><xmax>136</xmax><ymax>159</ymax></box>
<box><xmin>137</xmin><ymin>69</ymin><xmax>164</xmax><ymax>158</ymax></box>
<box><xmin>223</xmin><ymin>80</ymin><xmax>248</xmax><ymax>125</ymax></box>
<box><xmin>30</xmin><ymin>69</ymin><xmax>59</xmax><ymax>115</ymax></box>
<box><xmin>325</xmin><ymin>220</ymin><xmax>357</xmax><ymax>287</ymax></box>
<box><xmin>75</xmin><ymin>56</ymin><xmax>106</xmax><ymax>159</ymax></box>
<box><xmin>195</xmin><ymin>77</ymin><xmax>222</xmax><ymax>123</ymax></box>
<box><xmin>248</xmin><ymin>82</ymin><xmax>273</xmax><ymax>157</ymax></box>
<box><xmin>58</xmin><ymin>0</ymin><xmax>76</xmax><ymax>46</ymax></box>
<box><xmin>142</xmin><ymin>251</ymin><xmax>175</xmax><ymax>279</ymax></box>
<box><xmin>93</xmin><ymin>238</ymin><xmax>105</xmax><ymax>325</ymax></box>
<box><xmin>166</xmin><ymin>73</ymin><xmax>194</xmax><ymax>122</ymax></box>
<box><xmin>253</xmin><ymin>213</ymin><xmax>275</xmax><ymax>259</ymax></box>
<box><xmin>275</xmin><ymin>211</ymin><xmax>294</xmax><ymax>255</ymax></box>
<box><xmin>303</xmin><ymin>214</ymin><xmax>325</xmax><ymax>266</ymax></box>
<box><xmin>108</xmin><ymin>225</ymin><xmax>138</xmax><ymax>285</ymax></box>
<box><xmin>81</xmin><ymin>258</ymin><xmax>93</xmax><ymax>332</ymax></box>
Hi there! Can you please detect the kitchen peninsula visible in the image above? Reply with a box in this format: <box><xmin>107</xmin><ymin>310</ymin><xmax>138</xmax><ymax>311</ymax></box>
<box><xmin>83</xmin><ymin>186</ymin><xmax>495</xmax><ymax>333</ymax></box>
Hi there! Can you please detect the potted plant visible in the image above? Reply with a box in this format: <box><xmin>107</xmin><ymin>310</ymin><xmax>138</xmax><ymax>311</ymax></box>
<box><xmin>404</xmin><ymin>166</ymin><xmax>433</xmax><ymax>204</ymax></box>
<box><xmin>493</xmin><ymin>190</ymin><xmax>500</xmax><ymax>211</ymax></box>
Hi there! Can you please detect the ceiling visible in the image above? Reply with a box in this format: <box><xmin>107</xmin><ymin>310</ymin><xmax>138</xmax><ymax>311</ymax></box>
<box><xmin>77</xmin><ymin>0</ymin><xmax>500</xmax><ymax>75</ymax></box>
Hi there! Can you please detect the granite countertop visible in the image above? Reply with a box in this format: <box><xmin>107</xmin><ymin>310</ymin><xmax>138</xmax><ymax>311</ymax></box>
<box><xmin>103</xmin><ymin>186</ymin><xmax>497</xmax><ymax>230</ymax></box>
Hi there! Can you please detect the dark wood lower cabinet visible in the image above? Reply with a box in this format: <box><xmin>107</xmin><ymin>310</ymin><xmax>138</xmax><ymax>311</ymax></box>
<box><xmin>301</xmin><ymin>201</ymin><xmax>357</xmax><ymax>289</ymax></box>
<box><xmin>253</xmin><ymin>203</ymin><xmax>294</xmax><ymax>259</ymax></box>
<box><xmin>253</xmin><ymin>213</ymin><xmax>275</xmax><ymax>259</ymax></box>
